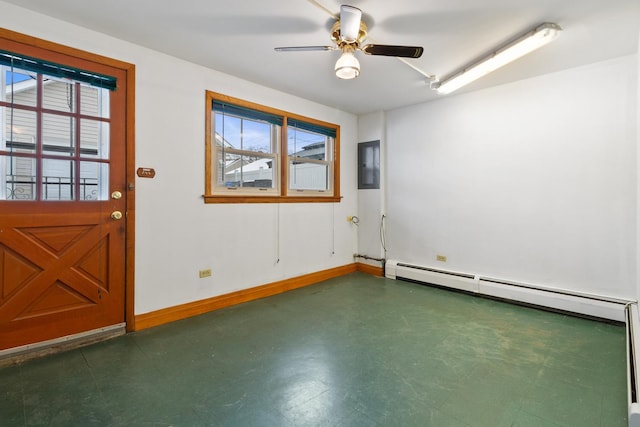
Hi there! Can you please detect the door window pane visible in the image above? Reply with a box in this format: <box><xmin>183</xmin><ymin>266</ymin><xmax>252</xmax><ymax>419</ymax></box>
<box><xmin>2</xmin><ymin>155</ymin><xmax>36</xmax><ymax>200</ymax></box>
<box><xmin>80</xmin><ymin>84</ymin><xmax>110</xmax><ymax>118</ymax></box>
<box><xmin>80</xmin><ymin>119</ymin><xmax>109</xmax><ymax>159</ymax></box>
<box><xmin>42</xmin><ymin>78</ymin><xmax>76</xmax><ymax>113</ymax></box>
<box><xmin>80</xmin><ymin>161</ymin><xmax>108</xmax><ymax>200</ymax></box>
<box><xmin>3</xmin><ymin>69</ymin><xmax>37</xmax><ymax>107</ymax></box>
<box><xmin>43</xmin><ymin>113</ymin><xmax>74</xmax><ymax>156</ymax></box>
<box><xmin>42</xmin><ymin>159</ymin><xmax>74</xmax><ymax>200</ymax></box>
<box><xmin>3</xmin><ymin>107</ymin><xmax>37</xmax><ymax>153</ymax></box>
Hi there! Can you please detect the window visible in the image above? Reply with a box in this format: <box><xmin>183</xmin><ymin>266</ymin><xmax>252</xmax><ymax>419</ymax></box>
<box><xmin>1</xmin><ymin>50</ymin><xmax>114</xmax><ymax>201</ymax></box>
<box><xmin>288</xmin><ymin>119</ymin><xmax>335</xmax><ymax>194</ymax></box>
<box><xmin>211</xmin><ymin>100</ymin><xmax>281</xmax><ymax>195</ymax></box>
<box><xmin>205</xmin><ymin>92</ymin><xmax>340</xmax><ymax>203</ymax></box>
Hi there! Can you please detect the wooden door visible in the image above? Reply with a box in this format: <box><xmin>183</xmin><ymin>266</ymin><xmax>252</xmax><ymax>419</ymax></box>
<box><xmin>0</xmin><ymin>35</ymin><xmax>130</xmax><ymax>350</ymax></box>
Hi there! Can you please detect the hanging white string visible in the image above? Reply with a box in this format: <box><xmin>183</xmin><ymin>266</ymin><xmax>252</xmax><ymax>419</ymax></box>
<box><xmin>221</xmin><ymin>105</ymin><xmax>225</xmax><ymax>185</ymax></box>
<box><xmin>331</xmin><ymin>202</ymin><xmax>335</xmax><ymax>255</ymax></box>
<box><xmin>275</xmin><ymin>202</ymin><xmax>281</xmax><ymax>264</ymax></box>
<box><xmin>8</xmin><ymin>58</ymin><xmax>15</xmax><ymax>176</ymax></box>
<box><xmin>292</xmin><ymin>124</ymin><xmax>298</xmax><ymax>186</ymax></box>
<box><xmin>380</xmin><ymin>214</ymin><xmax>387</xmax><ymax>259</ymax></box>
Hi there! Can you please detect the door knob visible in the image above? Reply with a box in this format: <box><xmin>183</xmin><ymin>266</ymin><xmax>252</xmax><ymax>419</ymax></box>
<box><xmin>111</xmin><ymin>211</ymin><xmax>123</xmax><ymax>220</ymax></box>
<box><xmin>111</xmin><ymin>191</ymin><xmax>122</xmax><ymax>200</ymax></box>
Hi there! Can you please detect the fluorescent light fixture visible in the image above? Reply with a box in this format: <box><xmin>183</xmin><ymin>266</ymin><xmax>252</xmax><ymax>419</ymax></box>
<box><xmin>434</xmin><ymin>23</ymin><xmax>561</xmax><ymax>95</ymax></box>
<box><xmin>335</xmin><ymin>46</ymin><xmax>360</xmax><ymax>79</ymax></box>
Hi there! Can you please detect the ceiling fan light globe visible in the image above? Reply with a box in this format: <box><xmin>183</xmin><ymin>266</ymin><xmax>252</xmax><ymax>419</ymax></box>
<box><xmin>335</xmin><ymin>51</ymin><xmax>360</xmax><ymax>79</ymax></box>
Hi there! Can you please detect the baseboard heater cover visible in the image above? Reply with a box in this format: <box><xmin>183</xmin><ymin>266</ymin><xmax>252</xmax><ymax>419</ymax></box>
<box><xmin>628</xmin><ymin>304</ymin><xmax>640</xmax><ymax>426</ymax></box>
<box><xmin>385</xmin><ymin>260</ymin><xmax>628</xmax><ymax>322</ymax></box>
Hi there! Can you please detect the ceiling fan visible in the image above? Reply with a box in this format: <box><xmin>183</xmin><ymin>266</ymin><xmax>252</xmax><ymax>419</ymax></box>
<box><xmin>275</xmin><ymin>4</ymin><xmax>424</xmax><ymax>80</ymax></box>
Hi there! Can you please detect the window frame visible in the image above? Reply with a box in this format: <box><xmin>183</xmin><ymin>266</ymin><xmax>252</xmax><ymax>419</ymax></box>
<box><xmin>205</xmin><ymin>91</ymin><xmax>341</xmax><ymax>203</ymax></box>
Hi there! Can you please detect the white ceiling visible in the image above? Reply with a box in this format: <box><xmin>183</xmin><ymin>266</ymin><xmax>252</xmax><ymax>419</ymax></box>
<box><xmin>5</xmin><ymin>0</ymin><xmax>640</xmax><ymax>114</ymax></box>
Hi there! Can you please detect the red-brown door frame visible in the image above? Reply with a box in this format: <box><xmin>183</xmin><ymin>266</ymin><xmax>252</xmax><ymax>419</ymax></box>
<box><xmin>0</xmin><ymin>27</ymin><xmax>136</xmax><ymax>333</ymax></box>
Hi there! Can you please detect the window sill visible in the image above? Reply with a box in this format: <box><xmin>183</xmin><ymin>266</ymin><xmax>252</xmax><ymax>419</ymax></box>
<box><xmin>203</xmin><ymin>195</ymin><xmax>342</xmax><ymax>204</ymax></box>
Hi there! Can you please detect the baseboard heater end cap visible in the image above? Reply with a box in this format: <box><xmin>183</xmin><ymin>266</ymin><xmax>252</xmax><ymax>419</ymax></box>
<box><xmin>385</xmin><ymin>260</ymin><xmax>398</xmax><ymax>279</ymax></box>
<box><xmin>629</xmin><ymin>403</ymin><xmax>640</xmax><ymax>427</ymax></box>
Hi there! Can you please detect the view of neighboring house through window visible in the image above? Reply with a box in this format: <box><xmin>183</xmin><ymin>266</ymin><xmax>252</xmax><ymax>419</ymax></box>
<box><xmin>1</xmin><ymin>51</ymin><xmax>112</xmax><ymax>201</ymax></box>
<box><xmin>288</xmin><ymin>119</ymin><xmax>334</xmax><ymax>193</ymax></box>
<box><xmin>213</xmin><ymin>100</ymin><xmax>280</xmax><ymax>194</ymax></box>
<box><xmin>206</xmin><ymin>91</ymin><xmax>340</xmax><ymax>202</ymax></box>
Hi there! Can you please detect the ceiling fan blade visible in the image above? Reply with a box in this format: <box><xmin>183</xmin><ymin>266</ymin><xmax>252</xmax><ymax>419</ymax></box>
<box><xmin>275</xmin><ymin>46</ymin><xmax>336</xmax><ymax>52</ymax></box>
<box><xmin>361</xmin><ymin>44</ymin><xmax>424</xmax><ymax>58</ymax></box>
<box><xmin>340</xmin><ymin>5</ymin><xmax>362</xmax><ymax>42</ymax></box>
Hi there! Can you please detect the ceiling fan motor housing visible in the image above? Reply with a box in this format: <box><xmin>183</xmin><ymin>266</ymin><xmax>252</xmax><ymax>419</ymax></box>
<box><xmin>331</xmin><ymin>20</ymin><xmax>368</xmax><ymax>48</ymax></box>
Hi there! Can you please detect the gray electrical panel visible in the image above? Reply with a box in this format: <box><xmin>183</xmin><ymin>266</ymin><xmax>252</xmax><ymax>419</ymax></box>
<box><xmin>358</xmin><ymin>140</ymin><xmax>380</xmax><ymax>189</ymax></box>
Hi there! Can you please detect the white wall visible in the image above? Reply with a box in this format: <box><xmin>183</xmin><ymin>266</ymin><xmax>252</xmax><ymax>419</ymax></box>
<box><xmin>356</xmin><ymin>112</ymin><xmax>386</xmax><ymax>266</ymax></box>
<box><xmin>386</xmin><ymin>55</ymin><xmax>638</xmax><ymax>299</ymax></box>
<box><xmin>0</xmin><ymin>2</ymin><xmax>359</xmax><ymax>315</ymax></box>
<box><xmin>637</xmin><ymin>30</ymin><xmax>640</xmax><ymax>302</ymax></box>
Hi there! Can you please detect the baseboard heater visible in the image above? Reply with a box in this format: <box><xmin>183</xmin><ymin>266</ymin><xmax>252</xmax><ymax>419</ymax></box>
<box><xmin>627</xmin><ymin>304</ymin><xmax>640</xmax><ymax>426</ymax></box>
<box><xmin>385</xmin><ymin>260</ymin><xmax>630</xmax><ymax>322</ymax></box>
<box><xmin>386</xmin><ymin>259</ymin><xmax>640</xmax><ymax>425</ymax></box>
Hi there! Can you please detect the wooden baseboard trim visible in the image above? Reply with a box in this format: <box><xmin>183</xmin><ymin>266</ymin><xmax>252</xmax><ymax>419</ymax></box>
<box><xmin>356</xmin><ymin>262</ymin><xmax>384</xmax><ymax>277</ymax></box>
<box><xmin>134</xmin><ymin>263</ymin><xmax>358</xmax><ymax>331</ymax></box>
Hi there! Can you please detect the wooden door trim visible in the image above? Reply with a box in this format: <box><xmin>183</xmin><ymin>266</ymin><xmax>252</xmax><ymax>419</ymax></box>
<box><xmin>124</xmin><ymin>64</ymin><xmax>136</xmax><ymax>332</ymax></box>
<box><xmin>0</xmin><ymin>27</ymin><xmax>137</xmax><ymax>332</ymax></box>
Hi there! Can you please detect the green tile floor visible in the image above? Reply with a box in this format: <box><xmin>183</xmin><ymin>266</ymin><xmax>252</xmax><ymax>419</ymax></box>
<box><xmin>0</xmin><ymin>273</ymin><xmax>628</xmax><ymax>426</ymax></box>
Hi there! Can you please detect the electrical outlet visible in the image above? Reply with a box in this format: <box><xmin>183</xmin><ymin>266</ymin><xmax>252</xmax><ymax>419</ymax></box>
<box><xmin>199</xmin><ymin>269</ymin><xmax>212</xmax><ymax>278</ymax></box>
<box><xmin>347</xmin><ymin>215</ymin><xmax>360</xmax><ymax>224</ymax></box>
<box><xmin>436</xmin><ymin>255</ymin><xmax>447</xmax><ymax>262</ymax></box>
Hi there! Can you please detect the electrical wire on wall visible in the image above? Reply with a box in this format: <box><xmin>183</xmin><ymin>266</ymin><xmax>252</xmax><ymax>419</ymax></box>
<box><xmin>331</xmin><ymin>202</ymin><xmax>336</xmax><ymax>255</ymax></box>
<box><xmin>381</xmin><ymin>214</ymin><xmax>388</xmax><ymax>276</ymax></box>
<box><xmin>275</xmin><ymin>203</ymin><xmax>281</xmax><ymax>265</ymax></box>
<box><xmin>380</xmin><ymin>214</ymin><xmax>387</xmax><ymax>259</ymax></box>
<box><xmin>353</xmin><ymin>214</ymin><xmax>388</xmax><ymax>275</ymax></box>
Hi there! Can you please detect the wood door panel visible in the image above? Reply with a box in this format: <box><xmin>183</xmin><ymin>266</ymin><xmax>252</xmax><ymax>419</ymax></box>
<box><xmin>14</xmin><ymin>280</ymin><xmax>96</xmax><ymax>321</ymax></box>
<box><xmin>75</xmin><ymin>237</ymin><xmax>110</xmax><ymax>291</ymax></box>
<box><xmin>0</xmin><ymin>214</ymin><xmax>124</xmax><ymax>349</ymax></box>
<box><xmin>0</xmin><ymin>244</ymin><xmax>41</xmax><ymax>301</ymax></box>
<box><xmin>18</xmin><ymin>225</ymin><xmax>95</xmax><ymax>255</ymax></box>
